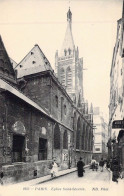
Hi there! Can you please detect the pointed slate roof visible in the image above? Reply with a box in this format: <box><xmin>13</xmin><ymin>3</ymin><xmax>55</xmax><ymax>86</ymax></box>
<box><xmin>10</xmin><ymin>58</ymin><xmax>17</xmax><ymax>69</ymax></box>
<box><xmin>16</xmin><ymin>44</ymin><xmax>53</xmax><ymax>78</ymax></box>
<box><xmin>0</xmin><ymin>36</ymin><xmax>16</xmax><ymax>84</ymax></box>
<box><xmin>60</xmin><ymin>8</ymin><xmax>75</xmax><ymax>56</ymax></box>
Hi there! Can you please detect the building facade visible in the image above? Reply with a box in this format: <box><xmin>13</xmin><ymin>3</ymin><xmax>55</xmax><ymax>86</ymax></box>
<box><xmin>108</xmin><ymin>1</ymin><xmax>124</xmax><ymax>177</ymax></box>
<box><xmin>93</xmin><ymin>107</ymin><xmax>108</xmax><ymax>162</ymax></box>
<box><xmin>0</xmin><ymin>9</ymin><xmax>93</xmax><ymax>184</ymax></box>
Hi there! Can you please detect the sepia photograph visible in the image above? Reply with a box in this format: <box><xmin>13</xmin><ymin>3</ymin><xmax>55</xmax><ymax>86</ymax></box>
<box><xmin>0</xmin><ymin>0</ymin><xmax>124</xmax><ymax>195</ymax></box>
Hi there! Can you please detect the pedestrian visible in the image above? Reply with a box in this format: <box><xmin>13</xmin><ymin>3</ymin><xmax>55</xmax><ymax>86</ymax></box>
<box><xmin>119</xmin><ymin>163</ymin><xmax>123</xmax><ymax>179</ymax></box>
<box><xmin>95</xmin><ymin>161</ymin><xmax>99</xmax><ymax>171</ymax></box>
<box><xmin>50</xmin><ymin>160</ymin><xmax>58</xmax><ymax>178</ymax></box>
<box><xmin>99</xmin><ymin>158</ymin><xmax>104</xmax><ymax>172</ymax></box>
<box><xmin>91</xmin><ymin>158</ymin><xmax>96</xmax><ymax>171</ymax></box>
<box><xmin>111</xmin><ymin>157</ymin><xmax>120</xmax><ymax>183</ymax></box>
<box><xmin>104</xmin><ymin>159</ymin><xmax>107</xmax><ymax>169</ymax></box>
<box><xmin>77</xmin><ymin>157</ymin><xmax>85</xmax><ymax>177</ymax></box>
<box><xmin>0</xmin><ymin>169</ymin><xmax>4</xmax><ymax>185</ymax></box>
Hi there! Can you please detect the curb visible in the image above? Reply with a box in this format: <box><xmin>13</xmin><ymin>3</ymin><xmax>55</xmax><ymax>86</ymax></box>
<box><xmin>36</xmin><ymin>169</ymin><xmax>77</xmax><ymax>185</ymax></box>
<box><xmin>35</xmin><ymin>165</ymin><xmax>89</xmax><ymax>185</ymax></box>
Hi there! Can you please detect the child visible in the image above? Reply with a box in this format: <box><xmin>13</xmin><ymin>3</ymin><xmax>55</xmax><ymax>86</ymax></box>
<box><xmin>50</xmin><ymin>160</ymin><xmax>58</xmax><ymax>178</ymax></box>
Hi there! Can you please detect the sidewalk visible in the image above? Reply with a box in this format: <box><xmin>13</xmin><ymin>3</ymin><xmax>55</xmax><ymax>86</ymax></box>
<box><xmin>10</xmin><ymin>165</ymin><xmax>89</xmax><ymax>186</ymax></box>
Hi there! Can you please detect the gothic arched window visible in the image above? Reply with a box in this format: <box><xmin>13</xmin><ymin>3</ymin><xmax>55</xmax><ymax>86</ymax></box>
<box><xmin>54</xmin><ymin>124</ymin><xmax>60</xmax><ymax>149</ymax></box>
<box><xmin>76</xmin><ymin>118</ymin><xmax>81</xmax><ymax>149</ymax></box>
<box><xmin>66</xmin><ymin>66</ymin><xmax>72</xmax><ymax>89</ymax></box>
<box><xmin>63</xmin><ymin>130</ymin><xmax>68</xmax><ymax>149</ymax></box>
<box><xmin>81</xmin><ymin>123</ymin><xmax>85</xmax><ymax>150</ymax></box>
<box><xmin>60</xmin><ymin>68</ymin><xmax>65</xmax><ymax>86</ymax></box>
<box><xmin>83</xmin><ymin>124</ymin><xmax>85</xmax><ymax>150</ymax></box>
<box><xmin>55</xmin><ymin>95</ymin><xmax>58</xmax><ymax>107</ymax></box>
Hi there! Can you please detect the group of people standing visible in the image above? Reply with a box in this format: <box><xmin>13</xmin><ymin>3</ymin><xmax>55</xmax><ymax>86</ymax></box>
<box><xmin>90</xmin><ymin>156</ymin><xmax>123</xmax><ymax>183</ymax></box>
<box><xmin>109</xmin><ymin>157</ymin><xmax>123</xmax><ymax>183</ymax></box>
<box><xmin>91</xmin><ymin>157</ymin><xmax>104</xmax><ymax>172</ymax></box>
<box><xmin>50</xmin><ymin>157</ymin><xmax>123</xmax><ymax>183</ymax></box>
<box><xmin>76</xmin><ymin>157</ymin><xmax>105</xmax><ymax>177</ymax></box>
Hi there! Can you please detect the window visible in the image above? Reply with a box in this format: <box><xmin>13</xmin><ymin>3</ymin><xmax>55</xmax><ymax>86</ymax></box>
<box><xmin>64</xmin><ymin>104</ymin><xmax>67</xmax><ymax>115</ymax></box>
<box><xmin>76</xmin><ymin>118</ymin><xmax>81</xmax><ymax>149</ymax></box>
<box><xmin>81</xmin><ymin>133</ymin><xmax>84</xmax><ymax>150</ymax></box>
<box><xmin>63</xmin><ymin>130</ymin><xmax>68</xmax><ymax>149</ymax></box>
<box><xmin>32</xmin><ymin>61</ymin><xmax>36</xmax><ymax>64</ymax></box>
<box><xmin>95</xmin><ymin>148</ymin><xmax>100</xmax><ymax>151</ymax></box>
<box><xmin>61</xmin><ymin>97</ymin><xmax>64</xmax><ymax>120</ymax></box>
<box><xmin>55</xmin><ymin>96</ymin><xmax>58</xmax><ymax>107</ymax></box>
<box><xmin>66</xmin><ymin>67</ymin><xmax>72</xmax><ymax>90</ymax></box>
<box><xmin>12</xmin><ymin>135</ymin><xmax>25</xmax><ymax>162</ymax></box>
<box><xmin>54</xmin><ymin>124</ymin><xmax>60</xmax><ymax>149</ymax></box>
<box><xmin>38</xmin><ymin>138</ymin><xmax>47</xmax><ymax>160</ymax></box>
<box><xmin>60</xmin><ymin>68</ymin><xmax>65</xmax><ymax>86</ymax></box>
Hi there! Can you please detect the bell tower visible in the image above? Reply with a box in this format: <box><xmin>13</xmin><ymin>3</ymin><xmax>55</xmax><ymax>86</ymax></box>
<box><xmin>55</xmin><ymin>8</ymin><xmax>84</xmax><ymax>105</ymax></box>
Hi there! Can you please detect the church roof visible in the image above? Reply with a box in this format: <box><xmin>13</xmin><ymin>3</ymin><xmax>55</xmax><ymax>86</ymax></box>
<box><xmin>0</xmin><ymin>35</ymin><xmax>16</xmax><ymax>84</ymax></box>
<box><xmin>16</xmin><ymin>44</ymin><xmax>53</xmax><ymax>78</ymax></box>
<box><xmin>60</xmin><ymin>8</ymin><xmax>75</xmax><ymax>56</ymax></box>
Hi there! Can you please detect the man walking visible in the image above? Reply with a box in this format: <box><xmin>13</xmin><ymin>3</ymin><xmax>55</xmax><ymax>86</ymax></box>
<box><xmin>77</xmin><ymin>157</ymin><xmax>85</xmax><ymax>177</ymax></box>
<box><xmin>111</xmin><ymin>157</ymin><xmax>120</xmax><ymax>183</ymax></box>
<box><xmin>99</xmin><ymin>158</ymin><xmax>104</xmax><ymax>172</ymax></box>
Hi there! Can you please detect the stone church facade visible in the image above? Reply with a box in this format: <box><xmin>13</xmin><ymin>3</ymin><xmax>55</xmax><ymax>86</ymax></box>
<box><xmin>0</xmin><ymin>8</ymin><xmax>93</xmax><ymax>184</ymax></box>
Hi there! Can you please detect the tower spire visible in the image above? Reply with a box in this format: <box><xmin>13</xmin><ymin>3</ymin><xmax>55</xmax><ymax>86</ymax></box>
<box><xmin>67</xmin><ymin>7</ymin><xmax>72</xmax><ymax>23</ymax></box>
<box><xmin>60</xmin><ymin>7</ymin><xmax>74</xmax><ymax>56</ymax></box>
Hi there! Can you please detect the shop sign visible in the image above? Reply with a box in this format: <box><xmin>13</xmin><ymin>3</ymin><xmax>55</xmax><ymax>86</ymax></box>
<box><xmin>112</xmin><ymin>119</ymin><xmax>124</xmax><ymax>129</ymax></box>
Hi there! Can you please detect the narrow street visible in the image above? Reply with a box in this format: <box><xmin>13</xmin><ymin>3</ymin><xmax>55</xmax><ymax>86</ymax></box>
<box><xmin>1</xmin><ymin>167</ymin><xmax>123</xmax><ymax>196</ymax></box>
<box><xmin>38</xmin><ymin>167</ymin><xmax>111</xmax><ymax>186</ymax></box>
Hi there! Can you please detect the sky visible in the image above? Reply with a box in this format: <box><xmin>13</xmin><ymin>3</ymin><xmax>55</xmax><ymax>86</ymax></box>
<box><xmin>0</xmin><ymin>0</ymin><xmax>123</xmax><ymax>121</ymax></box>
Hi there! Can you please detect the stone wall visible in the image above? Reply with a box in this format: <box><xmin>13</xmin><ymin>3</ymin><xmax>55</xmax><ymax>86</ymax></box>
<box><xmin>2</xmin><ymin>160</ymin><xmax>53</xmax><ymax>184</ymax></box>
<box><xmin>23</xmin><ymin>74</ymin><xmax>51</xmax><ymax>114</ymax></box>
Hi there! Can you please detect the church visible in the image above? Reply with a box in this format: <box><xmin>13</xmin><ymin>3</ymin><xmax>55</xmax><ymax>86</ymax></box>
<box><xmin>0</xmin><ymin>8</ymin><xmax>93</xmax><ymax>184</ymax></box>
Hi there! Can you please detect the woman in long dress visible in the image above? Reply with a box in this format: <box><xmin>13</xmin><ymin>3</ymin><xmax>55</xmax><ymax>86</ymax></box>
<box><xmin>50</xmin><ymin>160</ymin><xmax>58</xmax><ymax>177</ymax></box>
